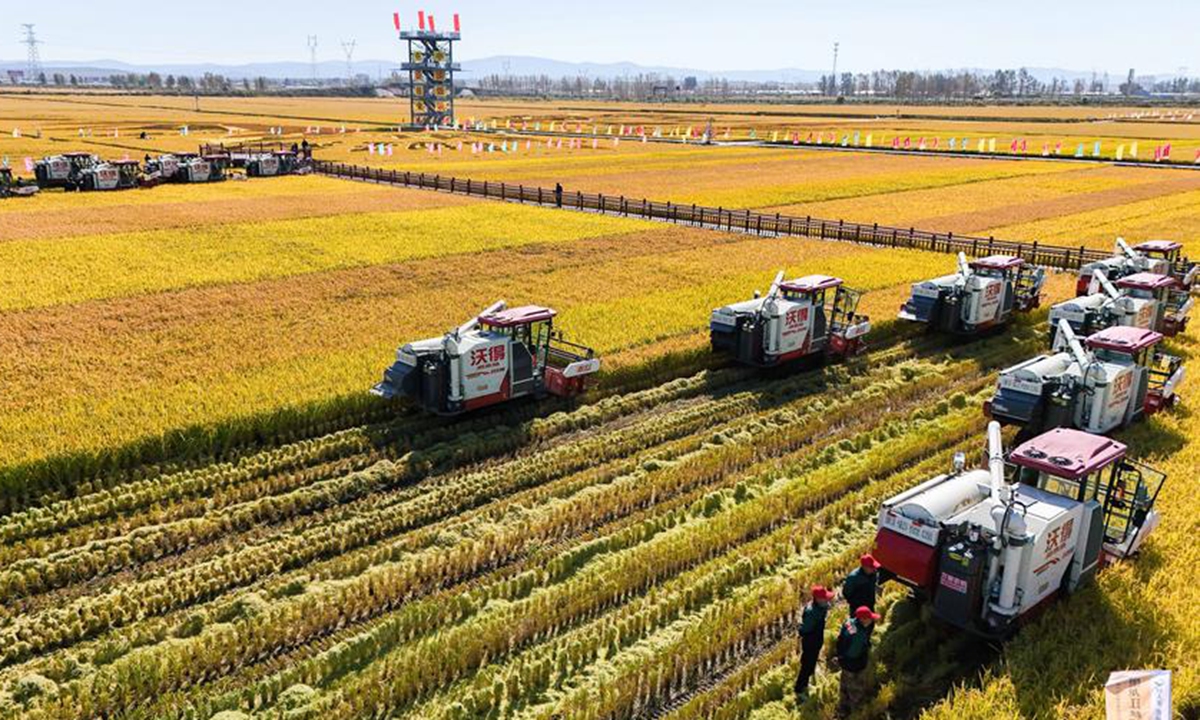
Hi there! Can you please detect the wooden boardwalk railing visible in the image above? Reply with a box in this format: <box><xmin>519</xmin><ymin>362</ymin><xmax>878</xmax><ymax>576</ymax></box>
<box><xmin>314</xmin><ymin>160</ymin><xmax>1168</xmax><ymax>273</ymax></box>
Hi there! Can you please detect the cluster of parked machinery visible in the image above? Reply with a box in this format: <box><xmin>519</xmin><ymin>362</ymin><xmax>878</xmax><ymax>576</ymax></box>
<box><xmin>370</xmin><ymin>236</ymin><xmax>1193</xmax><ymax>640</ymax></box>
<box><xmin>0</xmin><ymin>148</ymin><xmax>308</xmax><ymax>197</ymax></box>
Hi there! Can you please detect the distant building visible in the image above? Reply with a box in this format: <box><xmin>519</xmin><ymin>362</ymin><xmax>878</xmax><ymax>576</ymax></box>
<box><xmin>683</xmin><ymin>76</ymin><xmax>698</xmax><ymax>91</ymax></box>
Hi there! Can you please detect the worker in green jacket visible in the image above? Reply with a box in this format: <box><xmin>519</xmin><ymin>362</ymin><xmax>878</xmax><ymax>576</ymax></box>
<box><xmin>835</xmin><ymin>605</ymin><xmax>880</xmax><ymax>717</ymax></box>
<box><xmin>842</xmin><ymin>553</ymin><xmax>880</xmax><ymax>612</ymax></box>
<box><xmin>793</xmin><ymin>584</ymin><xmax>832</xmax><ymax>701</ymax></box>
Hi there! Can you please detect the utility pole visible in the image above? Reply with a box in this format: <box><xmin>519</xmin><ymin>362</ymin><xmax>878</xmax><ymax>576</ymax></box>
<box><xmin>307</xmin><ymin>35</ymin><xmax>319</xmax><ymax>84</ymax></box>
<box><xmin>21</xmin><ymin>24</ymin><xmax>43</xmax><ymax>84</ymax></box>
<box><xmin>830</xmin><ymin>41</ymin><xmax>839</xmax><ymax>96</ymax></box>
<box><xmin>341</xmin><ymin>39</ymin><xmax>356</xmax><ymax>82</ymax></box>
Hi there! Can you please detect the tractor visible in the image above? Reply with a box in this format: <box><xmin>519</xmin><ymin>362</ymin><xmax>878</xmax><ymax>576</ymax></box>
<box><xmin>371</xmin><ymin>301</ymin><xmax>601</xmax><ymax>415</ymax></box>
<box><xmin>76</xmin><ymin>160</ymin><xmax>140</xmax><ymax>191</ymax></box>
<box><xmin>710</xmin><ymin>271</ymin><xmax>870</xmax><ymax>367</ymax></box>
<box><xmin>1048</xmin><ymin>268</ymin><xmax>1191</xmax><ymax>344</ymax></box>
<box><xmin>986</xmin><ymin>320</ymin><xmax>1184</xmax><ymax>437</ymax></box>
<box><xmin>898</xmin><ymin>253</ymin><xmax>1045</xmax><ymax>336</ymax></box>
<box><xmin>1077</xmin><ymin>238</ymin><xmax>1195</xmax><ymax>295</ymax></box>
<box><xmin>874</xmin><ymin>421</ymin><xmax>1165</xmax><ymax>638</ymax></box>
<box><xmin>246</xmin><ymin>150</ymin><xmax>298</xmax><ymax>177</ymax></box>
<box><xmin>34</xmin><ymin>152</ymin><xmax>98</xmax><ymax>189</ymax></box>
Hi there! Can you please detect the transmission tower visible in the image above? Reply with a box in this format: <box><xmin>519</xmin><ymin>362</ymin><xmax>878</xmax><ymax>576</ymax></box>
<box><xmin>341</xmin><ymin>39</ymin><xmax>357</xmax><ymax>81</ymax></box>
<box><xmin>307</xmin><ymin>35</ymin><xmax>318</xmax><ymax>82</ymax></box>
<box><xmin>21</xmin><ymin>24</ymin><xmax>43</xmax><ymax>83</ymax></box>
<box><xmin>830</xmin><ymin>41</ymin><xmax>839</xmax><ymax>96</ymax></box>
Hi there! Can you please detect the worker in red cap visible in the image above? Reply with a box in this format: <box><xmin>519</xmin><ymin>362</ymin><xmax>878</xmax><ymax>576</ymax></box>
<box><xmin>835</xmin><ymin>605</ymin><xmax>881</xmax><ymax>717</ymax></box>
<box><xmin>842</xmin><ymin>553</ymin><xmax>880</xmax><ymax>612</ymax></box>
<box><xmin>793</xmin><ymin>584</ymin><xmax>833</xmax><ymax>701</ymax></box>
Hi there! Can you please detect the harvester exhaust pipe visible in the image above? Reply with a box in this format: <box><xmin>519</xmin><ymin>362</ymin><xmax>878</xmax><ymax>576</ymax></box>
<box><xmin>956</xmin><ymin>251</ymin><xmax>971</xmax><ymax>280</ymax></box>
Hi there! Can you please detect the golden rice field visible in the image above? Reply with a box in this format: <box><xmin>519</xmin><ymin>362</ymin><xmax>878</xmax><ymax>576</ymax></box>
<box><xmin>0</xmin><ymin>94</ymin><xmax>1197</xmax><ymax>720</ymax></box>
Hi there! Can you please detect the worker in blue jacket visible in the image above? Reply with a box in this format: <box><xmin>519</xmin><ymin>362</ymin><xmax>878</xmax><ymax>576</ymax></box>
<box><xmin>793</xmin><ymin>584</ymin><xmax>833</xmax><ymax>700</ymax></box>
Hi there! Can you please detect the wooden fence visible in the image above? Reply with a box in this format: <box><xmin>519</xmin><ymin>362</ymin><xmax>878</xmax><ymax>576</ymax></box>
<box><xmin>314</xmin><ymin>160</ymin><xmax>1151</xmax><ymax>272</ymax></box>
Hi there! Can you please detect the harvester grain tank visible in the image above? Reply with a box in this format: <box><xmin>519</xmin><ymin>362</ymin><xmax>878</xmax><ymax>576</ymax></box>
<box><xmin>371</xmin><ymin>301</ymin><xmax>601</xmax><ymax>415</ymax></box>
<box><xmin>898</xmin><ymin>254</ymin><xmax>1045</xmax><ymax>335</ymax></box>
<box><xmin>1076</xmin><ymin>238</ymin><xmax>1195</xmax><ymax>294</ymax></box>
<box><xmin>710</xmin><ymin>271</ymin><xmax>870</xmax><ymax>366</ymax></box>
<box><xmin>34</xmin><ymin>152</ymin><xmax>98</xmax><ymax>189</ymax></box>
<box><xmin>874</xmin><ymin>421</ymin><xmax>1165</xmax><ymax>638</ymax></box>
<box><xmin>1047</xmin><ymin>268</ymin><xmax>1190</xmax><ymax>343</ymax></box>
<box><xmin>986</xmin><ymin>321</ymin><xmax>1184</xmax><ymax>436</ymax></box>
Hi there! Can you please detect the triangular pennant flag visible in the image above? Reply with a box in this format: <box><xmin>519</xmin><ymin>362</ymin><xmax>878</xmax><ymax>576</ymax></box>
<box><xmin>24</xmin><ymin>157</ymin><xmax>34</xmax><ymax>172</ymax></box>
<box><xmin>1130</xmin><ymin>142</ymin><xmax>1138</xmax><ymax>158</ymax></box>
<box><xmin>1116</xmin><ymin>144</ymin><xmax>1125</xmax><ymax>161</ymax></box>
<box><xmin>865</xmin><ymin>133</ymin><xmax>873</xmax><ymax>147</ymax></box>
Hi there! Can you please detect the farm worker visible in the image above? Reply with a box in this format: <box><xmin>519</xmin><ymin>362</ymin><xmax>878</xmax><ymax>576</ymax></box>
<box><xmin>554</xmin><ymin>182</ymin><xmax>563</xmax><ymax>208</ymax></box>
<box><xmin>794</xmin><ymin>584</ymin><xmax>833</xmax><ymax>700</ymax></box>
<box><xmin>842</xmin><ymin>553</ymin><xmax>880</xmax><ymax>611</ymax></box>
<box><xmin>835</xmin><ymin>606</ymin><xmax>880</xmax><ymax>717</ymax></box>
<box><xmin>301</xmin><ymin>139</ymin><xmax>311</xmax><ymax>159</ymax></box>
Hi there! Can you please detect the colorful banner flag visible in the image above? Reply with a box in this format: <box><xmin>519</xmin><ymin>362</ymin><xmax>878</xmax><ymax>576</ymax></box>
<box><xmin>1055</xmin><ymin>141</ymin><xmax>1062</xmax><ymax>154</ymax></box>
<box><xmin>988</xmin><ymin>138</ymin><xmax>996</xmax><ymax>153</ymax></box>
<box><xmin>1010</xmin><ymin>139</ymin><xmax>1019</xmax><ymax>153</ymax></box>
<box><xmin>949</xmin><ymin>138</ymin><xmax>957</xmax><ymax>150</ymax></box>
<box><xmin>865</xmin><ymin>133</ymin><xmax>873</xmax><ymax>148</ymax></box>
<box><xmin>1194</xmin><ymin>149</ymin><xmax>1200</xmax><ymax>163</ymax></box>
<box><xmin>24</xmin><ymin>157</ymin><xmax>34</xmax><ymax>172</ymax></box>
<box><xmin>1116</xmin><ymin>144</ymin><xmax>1125</xmax><ymax>161</ymax></box>
<box><xmin>386</xmin><ymin>144</ymin><xmax>394</xmax><ymax>156</ymax></box>
<box><xmin>1130</xmin><ymin>142</ymin><xmax>1138</xmax><ymax>159</ymax></box>
<box><xmin>977</xmin><ymin>138</ymin><xmax>985</xmax><ymax>152</ymax></box>
<box><xmin>1074</xmin><ymin>143</ymin><xmax>1084</xmax><ymax>158</ymax></box>
<box><xmin>771</xmin><ymin>130</ymin><xmax>779</xmax><ymax>143</ymax></box>
<box><xmin>903</xmin><ymin>137</ymin><xmax>911</xmax><ymax>149</ymax></box>
<box><xmin>1093</xmin><ymin>141</ymin><xmax>1101</xmax><ymax>157</ymax></box>
<box><xmin>891</xmin><ymin>136</ymin><xmax>899</xmax><ymax>149</ymax></box>
<box><xmin>1163</xmin><ymin>143</ymin><xmax>1172</xmax><ymax>159</ymax></box>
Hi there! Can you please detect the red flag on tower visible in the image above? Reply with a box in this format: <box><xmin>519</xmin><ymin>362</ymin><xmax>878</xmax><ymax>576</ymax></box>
<box><xmin>393</xmin><ymin>12</ymin><xmax>401</xmax><ymax>30</ymax></box>
<box><xmin>418</xmin><ymin>11</ymin><xmax>425</xmax><ymax>29</ymax></box>
<box><xmin>454</xmin><ymin>14</ymin><xmax>461</xmax><ymax>32</ymax></box>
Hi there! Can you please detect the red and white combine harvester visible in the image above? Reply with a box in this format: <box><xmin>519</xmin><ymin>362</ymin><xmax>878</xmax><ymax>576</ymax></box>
<box><xmin>1077</xmin><ymin>238</ymin><xmax>1196</xmax><ymax>295</ymax></box>
<box><xmin>1049</xmin><ymin>269</ymin><xmax>1192</xmax><ymax>344</ymax></box>
<box><xmin>371</xmin><ymin>301</ymin><xmax>600</xmax><ymax>415</ymax></box>
<box><xmin>986</xmin><ymin>321</ymin><xmax>1184</xmax><ymax>437</ymax></box>
<box><xmin>898</xmin><ymin>253</ymin><xmax>1045</xmax><ymax>336</ymax></box>
<box><xmin>709</xmin><ymin>271</ymin><xmax>870</xmax><ymax>366</ymax></box>
<box><xmin>874</xmin><ymin>421</ymin><xmax>1165</xmax><ymax>638</ymax></box>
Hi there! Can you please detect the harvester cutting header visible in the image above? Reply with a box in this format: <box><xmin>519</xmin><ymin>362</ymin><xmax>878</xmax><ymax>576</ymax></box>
<box><xmin>372</xmin><ymin>301</ymin><xmax>600</xmax><ymax>415</ymax></box>
<box><xmin>875</xmin><ymin>421</ymin><xmax>1164</xmax><ymax>638</ymax></box>
<box><xmin>899</xmin><ymin>253</ymin><xmax>1045</xmax><ymax>336</ymax></box>
<box><xmin>710</xmin><ymin>271</ymin><xmax>870</xmax><ymax>367</ymax></box>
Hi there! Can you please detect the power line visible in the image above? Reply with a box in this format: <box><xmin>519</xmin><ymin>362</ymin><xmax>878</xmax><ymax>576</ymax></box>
<box><xmin>21</xmin><ymin>24</ymin><xmax>43</xmax><ymax>83</ymax></box>
<box><xmin>341</xmin><ymin>39</ymin><xmax>356</xmax><ymax>81</ymax></box>
<box><xmin>307</xmin><ymin>35</ymin><xmax>318</xmax><ymax>82</ymax></box>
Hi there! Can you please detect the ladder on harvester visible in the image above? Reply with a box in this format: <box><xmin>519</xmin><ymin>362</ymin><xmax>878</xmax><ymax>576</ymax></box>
<box><xmin>1013</xmin><ymin>265</ymin><xmax>1046</xmax><ymax>312</ymax></box>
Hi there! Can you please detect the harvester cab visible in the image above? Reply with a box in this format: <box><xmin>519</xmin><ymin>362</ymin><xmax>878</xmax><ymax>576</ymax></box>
<box><xmin>987</xmin><ymin>320</ymin><xmax>1184</xmax><ymax>436</ymax></box>
<box><xmin>874</xmin><ymin>421</ymin><xmax>1165</xmax><ymax>638</ymax></box>
<box><xmin>1133</xmin><ymin>240</ymin><xmax>1196</xmax><ymax>291</ymax></box>
<box><xmin>1115</xmin><ymin>273</ymin><xmax>1191</xmax><ymax>337</ymax></box>
<box><xmin>710</xmin><ymin>271</ymin><xmax>870</xmax><ymax>366</ymax></box>
<box><xmin>899</xmin><ymin>253</ymin><xmax>1044</xmax><ymax>335</ymax></box>
<box><xmin>1048</xmin><ymin>269</ymin><xmax>1165</xmax><ymax>343</ymax></box>
<box><xmin>371</xmin><ymin>301</ymin><xmax>601</xmax><ymax>415</ymax></box>
<box><xmin>175</xmin><ymin>153</ymin><xmax>213</xmax><ymax>183</ymax></box>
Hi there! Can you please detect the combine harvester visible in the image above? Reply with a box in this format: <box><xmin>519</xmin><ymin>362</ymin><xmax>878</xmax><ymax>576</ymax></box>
<box><xmin>75</xmin><ymin>159</ymin><xmax>141</xmax><ymax>191</ymax></box>
<box><xmin>372</xmin><ymin>301</ymin><xmax>601</xmax><ymax>415</ymax></box>
<box><xmin>171</xmin><ymin>153</ymin><xmax>228</xmax><ymax>183</ymax></box>
<box><xmin>246</xmin><ymin>150</ymin><xmax>300</xmax><ymax>177</ymax></box>
<box><xmin>874</xmin><ymin>420</ymin><xmax>1165</xmax><ymax>638</ymax></box>
<box><xmin>898</xmin><ymin>254</ymin><xmax>1045</xmax><ymax>335</ymax></box>
<box><xmin>710</xmin><ymin>271</ymin><xmax>870</xmax><ymax>366</ymax></box>
<box><xmin>1048</xmin><ymin>269</ymin><xmax>1192</xmax><ymax>343</ymax></box>
<box><xmin>987</xmin><ymin>320</ymin><xmax>1184</xmax><ymax>437</ymax></box>
<box><xmin>33</xmin><ymin>152</ymin><xmax>99</xmax><ymax>189</ymax></box>
<box><xmin>1077</xmin><ymin>238</ymin><xmax>1196</xmax><ymax>294</ymax></box>
<box><xmin>144</xmin><ymin>155</ymin><xmax>181</xmax><ymax>183</ymax></box>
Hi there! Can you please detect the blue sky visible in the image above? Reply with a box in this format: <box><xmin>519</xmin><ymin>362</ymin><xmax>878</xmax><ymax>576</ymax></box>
<box><xmin>7</xmin><ymin>0</ymin><xmax>1197</xmax><ymax>74</ymax></box>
